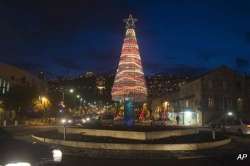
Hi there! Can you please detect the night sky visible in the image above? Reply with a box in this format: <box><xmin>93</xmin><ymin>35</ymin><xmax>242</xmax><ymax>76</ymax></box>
<box><xmin>0</xmin><ymin>0</ymin><xmax>250</xmax><ymax>76</ymax></box>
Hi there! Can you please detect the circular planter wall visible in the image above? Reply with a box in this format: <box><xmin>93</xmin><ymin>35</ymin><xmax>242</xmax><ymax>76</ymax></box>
<box><xmin>57</xmin><ymin>127</ymin><xmax>199</xmax><ymax>140</ymax></box>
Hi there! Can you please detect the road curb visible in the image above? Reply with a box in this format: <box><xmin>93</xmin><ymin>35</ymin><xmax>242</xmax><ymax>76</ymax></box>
<box><xmin>32</xmin><ymin>135</ymin><xmax>231</xmax><ymax>151</ymax></box>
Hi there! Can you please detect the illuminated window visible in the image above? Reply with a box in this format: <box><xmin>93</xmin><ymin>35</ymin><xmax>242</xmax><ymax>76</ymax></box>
<box><xmin>6</xmin><ymin>82</ymin><xmax>10</xmax><ymax>92</ymax></box>
<box><xmin>208</xmin><ymin>97</ymin><xmax>214</xmax><ymax>107</ymax></box>
<box><xmin>185</xmin><ymin>100</ymin><xmax>189</xmax><ymax>107</ymax></box>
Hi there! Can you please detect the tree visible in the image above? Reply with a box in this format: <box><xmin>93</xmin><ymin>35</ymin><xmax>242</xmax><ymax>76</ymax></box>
<box><xmin>111</xmin><ymin>14</ymin><xmax>147</xmax><ymax>102</ymax></box>
<box><xmin>3</xmin><ymin>85</ymin><xmax>39</xmax><ymax>118</ymax></box>
<box><xmin>0</xmin><ymin>100</ymin><xmax>4</xmax><ymax>122</ymax></box>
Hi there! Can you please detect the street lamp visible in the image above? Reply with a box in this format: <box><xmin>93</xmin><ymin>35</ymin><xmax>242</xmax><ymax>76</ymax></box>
<box><xmin>41</xmin><ymin>96</ymin><xmax>48</xmax><ymax>104</ymax></box>
<box><xmin>5</xmin><ymin>162</ymin><xmax>31</xmax><ymax>166</ymax></box>
<box><xmin>7</xmin><ymin>149</ymin><xmax>63</xmax><ymax>166</ymax></box>
<box><xmin>40</xmin><ymin>96</ymin><xmax>49</xmax><ymax>109</ymax></box>
<box><xmin>52</xmin><ymin>149</ymin><xmax>63</xmax><ymax>162</ymax></box>
<box><xmin>61</xmin><ymin>88</ymin><xmax>74</xmax><ymax>103</ymax></box>
<box><xmin>69</xmin><ymin>89</ymin><xmax>74</xmax><ymax>93</ymax></box>
<box><xmin>39</xmin><ymin>96</ymin><xmax>49</xmax><ymax>123</ymax></box>
<box><xmin>227</xmin><ymin>112</ymin><xmax>233</xmax><ymax>116</ymax></box>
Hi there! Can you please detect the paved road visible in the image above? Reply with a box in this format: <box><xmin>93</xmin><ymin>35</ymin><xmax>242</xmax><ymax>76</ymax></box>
<box><xmin>1</xmin><ymin>126</ymin><xmax>250</xmax><ymax>166</ymax></box>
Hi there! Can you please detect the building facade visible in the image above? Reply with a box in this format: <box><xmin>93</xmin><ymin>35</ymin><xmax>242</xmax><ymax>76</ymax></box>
<box><xmin>171</xmin><ymin>66</ymin><xmax>249</xmax><ymax>126</ymax></box>
<box><xmin>0</xmin><ymin>63</ymin><xmax>47</xmax><ymax>124</ymax></box>
<box><xmin>146</xmin><ymin>74</ymin><xmax>189</xmax><ymax>99</ymax></box>
<box><xmin>0</xmin><ymin>77</ymin><xmax>10</xmax><ymax>96</ymax></box>
<box><xmin>0</xmin><ymin>63</ymin><xmax>46</xmax><ymax>91</ymax></box>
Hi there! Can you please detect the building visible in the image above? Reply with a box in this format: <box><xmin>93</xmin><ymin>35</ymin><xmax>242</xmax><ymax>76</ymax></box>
<box><xmin>48</xmin><ymin>72</ymin><xmax>113</xmax><ymax>106</ymax></box>
<box><xmin>0</xmin><ymin>63</ymin><xmax>47</xmax><ymax>91</ymax></box>
<box><xmin>145</xmin><ymin>74</ymin><xmax>190</xmax><ymax>122</ymax></box>
<box><xmin>0</xmin><ymin>76</ymin><xmax>10</xmax><ymax>123</ymax></box>
<box><xmin>171</xmin><ymin>66</ymin><xmax>249</xmax><ymax>126</ymax></box>
<box><xmin>0</xmin><ymin>63</ymin><xmax>47</xmax><ymax>123</ymax></box>
<box><xmin>244</xmin><ymin>75</ymin><xmax>250</xmax><ymax>114</ymax></box>
<box><xmin>0</xmin><ymin>76</ymin><xmax>10</xmax><ymax>96</ymax></box>
<box><xmin>146</xmin><ymin>74</ymin><xmax>189</xmax><ymax>99</ymax></box>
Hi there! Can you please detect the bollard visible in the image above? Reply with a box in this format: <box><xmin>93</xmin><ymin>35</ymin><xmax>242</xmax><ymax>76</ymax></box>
<box><xmin>3</xmin><ymin>120</ymin><xmax>6</xmax><ymax>127</ymax></box>
<box><xmin>63</xmin><ymin>126</ymin><xmax>66</xmax><ymax>140</ymax></box>
<box><xmin>212</xmin><ymin>129</ymin><xmax>216</xmax><ymax>140</ymax></box>
<box><xmin>14</xmin><ymin>120</ymin><xmax>18</xmax><ymax>127</ymax></box>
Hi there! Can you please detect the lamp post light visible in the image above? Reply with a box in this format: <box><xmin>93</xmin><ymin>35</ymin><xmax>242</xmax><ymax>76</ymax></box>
<box><xmin>60</xmin><ymin>118</ymin><xmax>67</xmax><ymax>140</ymax></box>
<box><xmin>5</xmin><ymin>162</ymin><xmax>31</xmax><ymax>166</ymax></box>
<box><xmin>4</xmin><ymin>148</ymin><xmax>63</xmax><ymax>166</ymax></box>
<box><xmin>52</xmin><ymin>149</ymin><xmax>63</xmax><ymax>162</ymax></box>
<box><xmin>61</xmin><ymin>88</ymin><xmax>75</xmax><ymax>110</ymax></box>
<box><xmin>227</xmin><ymin>111</ymin><xmax>233</xmax><ymax>116</ymax></box>
<box><xmin>69</xmin><ymin>88</ymin><xmax>74</xmax><ymax>93</ymax></box>
<box><xmin>62</xmin><ymin>88</ymin><xmax>74</xmax><ymax>101</ymax></box>
<box><xmin>63</xmin><ymin>123</ymin><xmax>66</xmax><ymax>140</ymax></box>
<box><xmin>61</xmin><ymin>88</ymin><xmax>85</xmax><ymax>114</ymax></box>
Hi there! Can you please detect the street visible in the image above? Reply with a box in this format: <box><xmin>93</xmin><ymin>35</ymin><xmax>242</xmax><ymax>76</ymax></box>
<box><xmin>1</xmin><ymin>126</ymin><xmax>250</xmax><ymax>166</ymax></box>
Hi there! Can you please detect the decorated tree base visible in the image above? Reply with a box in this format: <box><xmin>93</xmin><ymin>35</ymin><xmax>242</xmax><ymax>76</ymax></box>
<box><xmin>124</xmin><ymin>98</ymin><xmax>135</xmax><ymax>127</ymax></box>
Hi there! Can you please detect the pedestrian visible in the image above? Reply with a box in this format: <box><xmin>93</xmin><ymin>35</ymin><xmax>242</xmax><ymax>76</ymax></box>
<box><xmin>176</xmin><ymin>115</ymin><xmax>180</xmax><ymax>125</ymax></box>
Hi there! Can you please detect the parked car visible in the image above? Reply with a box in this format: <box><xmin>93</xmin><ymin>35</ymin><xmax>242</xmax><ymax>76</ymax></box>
<box><xmin>80</xmin><ymin>114</ymin><xmax>99</xmax><ymax>125</ymax></box>
<box><xmin>222</xmin><ymin>118</ymin><xmax>250</xmax><ymax>135</ymax></box>
<box><xmin>100</xmin><ymin>114</ymin><xmax>114</xmax><ymax>126</ymax></box>
<box><xmin>59</xmin><ymin>117</ymin><xmax>74</xmax><ymax>126</ymax></box>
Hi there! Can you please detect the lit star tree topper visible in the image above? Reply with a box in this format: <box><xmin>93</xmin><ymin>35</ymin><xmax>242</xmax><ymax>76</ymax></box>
<box><xmin>124</xmin><ymin>14</ymin><xmax>138</xmax><ymax>29</ymax></box>
<box><xmin>111</xmin><ymin>14</ymin><xmax>147</xmax><ymax>102</ymax></box>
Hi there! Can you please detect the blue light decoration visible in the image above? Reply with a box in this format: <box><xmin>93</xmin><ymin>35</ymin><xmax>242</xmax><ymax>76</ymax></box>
<box><xmin>124</xmin><ymin>97</ymin><xmax>134</xmax><ymax>127</ymax></box>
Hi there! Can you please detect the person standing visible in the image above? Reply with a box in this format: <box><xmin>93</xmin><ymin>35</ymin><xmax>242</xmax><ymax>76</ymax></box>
<box><xmin>176</xmin><ymin>115</ymin><xmax>180</xmax><ymax>125</ymax></box>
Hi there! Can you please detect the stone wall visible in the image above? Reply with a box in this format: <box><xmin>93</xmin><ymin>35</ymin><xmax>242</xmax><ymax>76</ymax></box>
<box><xmin>57</xmin><ymin>127</ymin><xmax>198</xmax><ymax>140</ymax></box>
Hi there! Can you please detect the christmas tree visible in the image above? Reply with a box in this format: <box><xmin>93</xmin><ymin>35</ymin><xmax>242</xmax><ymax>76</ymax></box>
<box><xmin>112</xmin><ymin>14</ymin><xmax>147</xmax><ymax>102</ymax></box>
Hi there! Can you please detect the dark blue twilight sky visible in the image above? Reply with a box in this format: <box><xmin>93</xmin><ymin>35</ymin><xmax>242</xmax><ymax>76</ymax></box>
<box><xmin>0</xmin><ymin>0</ymin><xmax>250</xmax><ymax>76</ymax></box>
